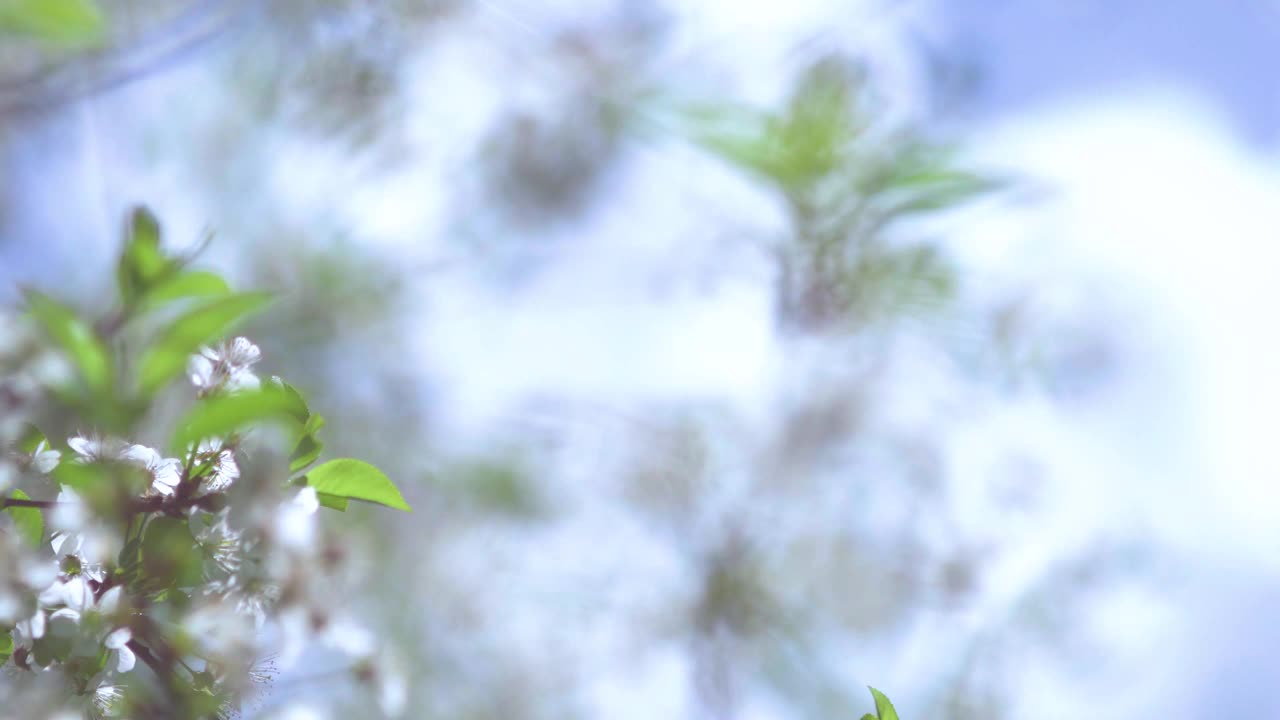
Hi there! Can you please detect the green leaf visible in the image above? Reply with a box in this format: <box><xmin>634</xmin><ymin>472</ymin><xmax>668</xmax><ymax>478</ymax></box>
<box><xmin>0</xmin><ymin>0</ymin><xmax>103</xmax><ymax>46</ymax></box>
<box><xmin>23</xmin><ymin>289</ymin><xmax>112</xmax><ymax>393</ymax></box>
<box><xmin>289</xmin><ymin>431</ymin><xmax>324</xmax><ymax>474</ymax></box>
<box><xmin>306</xmin><ymin>459</ymin><xmax>411</xmax><ymax>511</ymax></box>
<box><xmin>0</xmin><ymin>630</ymin><xmax>12</xmax><ymax>667</ymax></box>
<box><xmin>51</xmin><ymin>461</ymin><xmax>104</xmax><ymax>490</ymax></box>
<box><xmin>117</xmin><ymin>206</ymin><xmax>171</xmax><ymax>305</ymax></box>
<box><xmin>5</xmin><ymin>490</ymin><xmax>42</xmax><ymax>546</ymax></box>
<box><xmin>141</xmin><ymin>517</ymin><xmax>203</xmax><ymax>590</ymax></box>
<box><xmin>15</xmin><ymin>423</ymin><xmax>47</xmax><ymax>455</ymax></box>
<box><xmin>273</xmin><ymin>381</ymin><xmax>312</xmax><ymax>423</ymax></box>
<box><xmin>137</xmin><ymin>292</ymin><xmax>272</xmax><ymax>394</ymax></box>
<box><xmin>317</xmin><ymin>492</ymin><xmax>348</xmax><ymax>511</ymax></box>
<box><xmin>869</xmin><ymin>687</ymin><xmax>899</xmax><ymax>720</ymax></box>
<box><xmin>139</xmin><ymin>271</ymin><xmax>231</xmax><ymax>311</ymax></box>
<box><xmin>287</xmin><ymin>411</ymin><xmax>326</xmax><ymax>473</ymax></box>
<box><xmin>32</xmin><ymin>631</ymin><xmax>71</xmax><ymax>667</ymax></box>
<box><xmin>172</xmin><ymin>386</ymin><xmax>303</xmax><ymax>450</ymax></box>
<box><xmin>860</xmin><ymin>715</ymin><xmax>876</xmax><ymax>720</ymax></box>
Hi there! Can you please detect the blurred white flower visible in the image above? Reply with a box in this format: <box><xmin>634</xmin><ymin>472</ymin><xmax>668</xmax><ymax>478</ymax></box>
<box><xmin>43</xmin><ymin>576</ymin><xmax>93</xmax><ymax>623</ymax></box>
<box><xmin>103</xmin><ymin>627</ymin><xmax>136</xmax><ymax>673</ymax></box>
<box><xmin>12</xmin><ymin>609</ymin><xmax>46</xmax><ymax>649</ymax></box>
<box><xmin>50</xmin><ymin>532</ymin><xmax>106</xmax><ymax>584</ymax></box>
<box><xmin>49</xmin><ymin>489</ymin><xmax>87</xmax><ymax>533</ymax></box>
<box><xmin>182</xmin><ymin>601</ymin><xmax>256</xmax><ymax>660</ymax></box>
<box><xmin>275</xmin><ymin>487</ymin><xmax>319</xmax><ymax>550</ymax></box>
<box><xmin>189</xmin><ymin>337</ymin><xmax>262</xmax><ymax>393</ymax></box>
<box><xmin>371</xmin><ymin>652</ymin><xmax>408</xmax><ymax>717</ymax></box>
<box><xmin>29</xmin><ymin>440</ymin><xmax>60</xmax><ymax>474</ymax></box>
<box><xmin>67</xmin><ymin>434</ymin><xmax>127</xmax><ymax>463</ymax></box>
<box><xmin>195</xmin><ymin>439</ymin><xmax>240</xmax><ymax>493</ymax></box>
<box><xmin>323</xmin><ymin>616</ymin><xmax>374</xmax><ymax>660</ymax></box>
<box><xmin>97</xmin><ymin>586</ymin><xmax>124</xmax><ymax>616</ymax></box>
<box><xmin>197</xmin><ymin>511</ymin><xmax>244</xmax><ymax>576</ymax></box>
<box><xmin>122</xmin><ymin>444</ymin><xmax>181</xmax><ymax>496</ymax></box>
<box><xmin>91</xmin><ymin>684</ymin><xmax>125</xmax><ymax>717</ymax></box>
<box><xmin>271</xmin><ymin>704</ymin><xmax>328</xmax><ymax>720</ymax></box>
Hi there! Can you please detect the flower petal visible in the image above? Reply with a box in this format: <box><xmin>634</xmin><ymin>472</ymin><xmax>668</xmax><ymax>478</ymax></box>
<box><xmin>115</xmin><ymin>644</ymin><xmax>136</xmax><ymax>673</ymax></box>
<box><xmin>105</xmin><ymin>626</ymin><xmax>132</xmax><ymax>649</ymax></box>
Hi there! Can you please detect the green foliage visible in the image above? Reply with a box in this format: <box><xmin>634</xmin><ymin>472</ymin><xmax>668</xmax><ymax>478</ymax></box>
<box><xmin>272</xmin><ymin>381</ymin><xmax>327</xmax><ymax>473</ymax></box>
<box><xmin>171</xmin><ymin>385</ymin><xmax>302</xmax><ymax>450</ymax></box>
<box><xmin>15</xmin><ymin>423</ymin><xmax>47</xmax><ymax>455</ymax></box>
<box><xmin>141</xmin><ymin>517</ymin><xmax>203</xmax><ymax>590</ymax></box>
<box><xmin>0</xmin><ymin>0</ymin><xmax>103</xmax><ymax>46</ymax></box>
<box><xmin>0</xmin><ymin>631</ymin><xmax>12</xmax><ymax>667</ymax></box>
<box><xmin>863</xmin><ymin>687</ymin><xmax>900</xmax><ymax>720</ymax></box>
<box><xmin>290</xmin><ymin>414</ymin><xmax>326</xmax><ymax>473</ymax></box>
<box><xmin>680</xmin><ymin>55</ymin><xmax>1000</xmax><ymax>330</ymax></box>
<box><xmin>4</xmin><ymin>490</ymin><xmax>42</xmax><ymax>546</ymax></box>
<box><xmin>50</xmin><ymin>460</ymin><xmax>105</xmax><ymax>491</ymax></box>
<box><xmin>306</xmin><ymin>458</ymin><xmax>411</xmax><ymax>511</ymax></box>
<box><xmin>137</xmin><ymin>292</ymin><xmax>273</xmax><ymax>394</ymax></box>
<box><xmin>446</xmin><ymin>458</ymin><xmax>541</xmax><ymax>517</ymax></box>
<box><xmin>140</xmin><ymin>271</ymin><xmax>233</xmax><ymax>310</ymax></box>
<box><xmin>22</xmin><ymin>289</ymin><xmax>112</xmax><ymax>394</ymax></box>
<box><xmin>117</xmin><ymin>207</ymin><xmax>168</xmax><ymax>306</ymax></box>
<box><xmin>317</xmin><ymin>491</ymin><xmax>348</xmax><ymax>511</ymax></box>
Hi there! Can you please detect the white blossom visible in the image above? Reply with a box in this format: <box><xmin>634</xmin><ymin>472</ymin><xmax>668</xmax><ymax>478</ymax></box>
<box><xmin>103</xmin><ymin>626</ymin><xmax>136</xmax><ymax>673</ymax></box>
<box><xmin>195</xmin><ymin>439</ymin><xmax>240</xmax><ymax>493</ymax></box>
<box><xmin>122</xmin><ymin>444</ymin><xmax>182</xmax><ymax>496</ymax></box>
<box><xmin>29</xmin><ymin>440</ymin><xmax>61</xmax><ymax>474</ymax></box>
<box><xmin>67</xmin><ymin>434</ymin><xmax>127</xmax><ymax>463</ymax></box>
<box><xmin>43</xmin><ymin>576</ymin><xmax>93</xmax><ymax>623</ymax></box>
<box><xmin>188</xmin><ymin>337</ymin><xmax>262</xmax><ymax>393</ymax></box>
<box><xmin>197</xmin><ymin>511</ymin><xmax>244</xmax><ymax>576</ymax></box>
<box><xmin>374</xmin><ymin>653</ymin><xmax>408</xmax><ymax>718</ymax></box>
<box><xmin>49</xmin><ymin>489</ymin><xmax>87</xmax><ymax>533</ymax></box>
<box><xmin>91</xmin><ymin>684</ymin><xmax>125</xmax><ymax>717</ymax></box>
<box><xmin>274</xmin><ymin>487</ymin><xmax>319</xmax><ymax>550</ymax></box>
<box><xmin>12</xmin><ymin>609</ymin><xmax>46</xmax><ymax>649</ymax></box>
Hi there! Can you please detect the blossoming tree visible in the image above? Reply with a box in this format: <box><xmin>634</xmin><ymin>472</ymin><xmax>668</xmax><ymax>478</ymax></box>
<box><xmin>1</xmin><ymin>208</ymin><xmax>411</xmax><ymax>718</ymax></box>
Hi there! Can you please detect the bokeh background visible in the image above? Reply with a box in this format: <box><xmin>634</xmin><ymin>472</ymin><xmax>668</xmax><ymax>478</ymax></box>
<box><xmin>5</xmin><ymin>1</ymin><xmax>1280</xmax><ymax>718</ymax></box>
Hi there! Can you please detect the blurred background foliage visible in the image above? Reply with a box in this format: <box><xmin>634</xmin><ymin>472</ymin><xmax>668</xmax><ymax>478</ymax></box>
<box><xmin>0</xmin><ymin>1</ymin><xmax>1130</xmax><ymax>718</ymax></box>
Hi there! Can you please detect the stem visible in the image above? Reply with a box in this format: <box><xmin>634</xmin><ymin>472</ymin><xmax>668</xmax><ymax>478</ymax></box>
<box><xmin>0</xmin><ymin>498</ymin><xmax>58</xmax><ymax>509</ymax></box>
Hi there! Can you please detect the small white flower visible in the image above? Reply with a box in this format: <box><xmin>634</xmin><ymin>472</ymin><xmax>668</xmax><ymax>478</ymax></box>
<box><xmin>97</xmin><ymin>585</ymin><xmax>124</xmax><ymax>615</ymax></box>
<box><xmin>13</xmin><ymin>608</ymin><xmax>46</xmax><ymax>647</ymax></box>
<box><xmin>273</xmin><ymin>704</ymin><xmax>328</xmax><ymax>720</ymax></box>
<box><xmin>67</xmin><ymin>434</ymin><xmax>127</xmax><ymax>463</ymax></box>
<box><xmin>30</xmin><ymin>440</ymin><xmax>60</xmax><ymax>473</ymax></box>
<box><xmin>293</xmin><ymin>486</ymin><xmax>320</xmax><ymax>515</ymax></box>
<box><xmin>374</xmin><ymin>653</ymin><xmax>408</xmax><ymax>718</ymax></box>
<box><xmin>197</xmin><ymin>512</ymin><xmax>244</xmax><ymax>576</ymax></box>
<box><xmin>195</xmin><ymin>439</ymin><xmax>240</xmax><ymax>493</ymax></box>
<box><xmin>91</xmin><ymin>684</ymin><xmax>126</xmax><ymax>717</ymax></box>
<box><xmin>323</xmin><ymin>616</ymin><xmax>374</xmax><ymax>660</ymax></box>
<box><xmin>49</xmin><ymin>522</ymin><xmax>107</xmax><ymax>580</ymax></box>
<box><xmin>275</xmin><ymin>488</ymin><xmax>319</xmax><ymax>549</ymax></box>
<box><xmin>123</xmin><ymin>444</ymin><xmax>182</xmax><ymax>496</ymax></box>
<box><xmin>104</xmin><ymin>626</ymin><xmax>136</xmax><ymax>673</ymax></box>
<box><xmin>50</xmin><ymin>488</ymin><xmax>87</xmax><ymax>532</ymax></box>
<box><xmin>45</xmin><ymin>575</ymin><xmax>93</xmax><ymax>623</ymax></box>
<box><xmin>188</xmin><ymin>337</ymin><xmax>262</xmax><ymax>392</ymax></box>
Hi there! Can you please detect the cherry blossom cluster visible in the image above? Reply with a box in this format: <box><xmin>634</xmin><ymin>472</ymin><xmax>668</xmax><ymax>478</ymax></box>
<box><xmin>1</xmin><ymin>206</ymin><xmax>417</xmax><ymax>718</ymax></box>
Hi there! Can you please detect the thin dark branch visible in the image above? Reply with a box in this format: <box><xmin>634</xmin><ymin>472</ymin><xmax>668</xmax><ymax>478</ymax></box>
<box><xmin>0</xmin><ymin>497</ymin><xmax>58</xmax><ymax>509</ymax></box>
